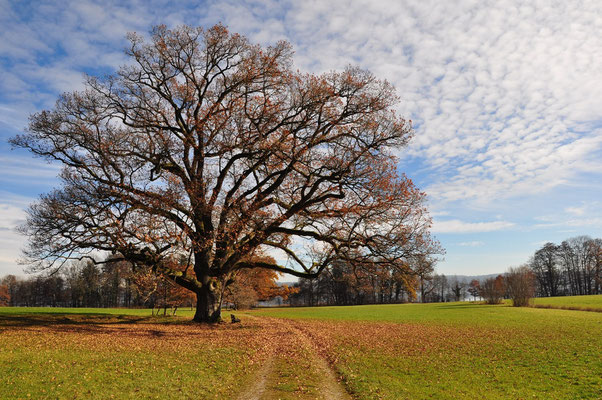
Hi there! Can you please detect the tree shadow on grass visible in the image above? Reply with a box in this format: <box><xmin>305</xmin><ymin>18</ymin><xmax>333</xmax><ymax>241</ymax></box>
<box><xmin>0</xmin><ymin>313</ymin><xmax>149</xmax><ymax>328</ymax></box>
<box><xmin>0</xmin><ymin>312</ymin><xmax>255</xmax><ymax>338</ymax></box>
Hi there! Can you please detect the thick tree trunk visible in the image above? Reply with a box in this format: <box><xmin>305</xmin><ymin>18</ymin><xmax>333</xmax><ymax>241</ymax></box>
<box><xmin>193</xmin><ymin>285</ymin><xmax>222</xmax><ymax>323</ymax></box>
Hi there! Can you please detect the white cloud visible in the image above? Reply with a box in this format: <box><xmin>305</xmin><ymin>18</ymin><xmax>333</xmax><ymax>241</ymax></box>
<box><xmin>534</xmin><ymin>217</ymin><xmax>602</xmax><ymax>230</ymax></box>
<box><xmin>565</xmin><ymin>206</ymin><xmax>586</xmax><ymax>216</ymax></box>
<box><xmin>202</xmin><ymin>0</ymin><xmax>602</xmax><ymax>207</ymax></box>
<box><xmin>2</xmin><ymin>0</ymin><xmax>601</xmax><ymax>210</ymax></box>
<box><xmin>458</xmin><ymin>241</ymin><xmax>484</xmax><ymax>247</ymax></box>
<box><xmin>0</xmin><ymin>191</ymin><xmax>32</xmax><ymax>208</ymax></box>
<box><xmin>430</xmin><ymin>210</ymin><xmax>450</xmax><ymax>217</ymax></box>
<box><xmin>556</xmin><ymin>229</ymin><xmax>577</xmax><ymax>234</ymax></box>
<box><xmin>564</xmin><ymin>201</ymin><xmax>599</xmax><ymax>217</ymax></box>
<box><xmin>0</xmin><ymin>202</ymin><xmax>26</xmax><ymax>230</ymax></box>
<box><xmin>533</xmin><ymin>201</ymin><xmax>602</xmax><ymax>230</ymax></box>
<box><xmin>0</xmin><ymin>155</ymin><xmax>61</xmax><ymax>184</ymax></box>
<box><xmin>0</xmin><ymin>201</ymin><xmax>28</xmax><ymax>276</ymax></box>
<box><xmin>1</xmin><ymin>0</ymin><xmax>602</xmax><ymax>276</ymax></box>
<box><xmin>432</xmin><ymin>219</ymin><xmax>515</xmax><ymax>233</ymax></box>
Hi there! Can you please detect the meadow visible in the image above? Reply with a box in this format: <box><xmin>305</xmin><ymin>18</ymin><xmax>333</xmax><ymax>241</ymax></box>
<box><xmin>253</xmin><ymin>300</ymin><xmax>602</xmax><ymax>399</ymax></box>
<box><xmin>0</xmin><ymin>296</ymin><xmax>600</xmax><ymax>399</ymax></box>
<box><xmin>532</xmin><ymin>294</ymin><xmax>602</xmax><ymax>311</ymax></box>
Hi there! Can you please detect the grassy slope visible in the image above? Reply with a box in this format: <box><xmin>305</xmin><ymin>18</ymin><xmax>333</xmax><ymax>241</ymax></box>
<box><xmin>533</xmin><ymin>294</ymin><xmax>602</xmax><ymax>311</ymax></box>
<box><xmin>252</xmin><ymin>302</ymin><xmax>602</xmax><ymax>399</ymax></box>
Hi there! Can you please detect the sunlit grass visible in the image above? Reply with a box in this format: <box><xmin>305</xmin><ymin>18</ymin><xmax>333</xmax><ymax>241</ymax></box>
<box><xmin>533</xmin><ymin>294</ymin><xmax>602</xmax><ymax>311</ymax></box>
<box><xmin>0</xmin><ymin>310</ymin><xmax>260</xmax><ymax>399</ymax></box>
<box><xmin>2</xmin><ymin>302</ymin><xmax>601</xmax><ymax>399</ymax></box>
<box><xmin>251</xmin><ymin>301</ymin><xmax>594</xmax><ymax>327</ymax></box>
<box><xmin>252</xmin><ymin>302</ymin><xmax>602</xmax><ymax>399</ymax></box>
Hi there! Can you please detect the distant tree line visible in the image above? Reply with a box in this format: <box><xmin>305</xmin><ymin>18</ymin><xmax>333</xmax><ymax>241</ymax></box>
<box><xmin>477</xmin><ymin>266</ymin><xmax>535</xmax><ymax>307</ymax></box>
<box><xmin>451</xmin><ymin>235</ymin><xmax>601</xmax><ymax>307</ymax></box>
<box><xmin>4</xmin><ymin>235</ymin><xmax>596</xmax><ymax>309</ymax></box>
<box><xmin>290</xmin><ymin>235</ymin><xmax>601</xmax><ymax>307</ymax></box>
<box><xmin>0</xmin><ymin>258</ymin><xmax>195</xmax><ymax>311</ymax></box>
<box><xmin>288</xmin><ymin>258</ymin><xmax>469</xmax><ymax>306</ymax></box>
<box><xmin>528</xmin><ymin>236</ymin><xmax>601</xmax><ymax>297</ymax></box>
<box><xmin>289</xmin><ymin>261</ymin><xmax>415</xmax><ymax>306</ymax></box>
<box><xmin>0</xmin><ymin>255</ymin><xmax>293</xmax><ymax>312</ymax></box>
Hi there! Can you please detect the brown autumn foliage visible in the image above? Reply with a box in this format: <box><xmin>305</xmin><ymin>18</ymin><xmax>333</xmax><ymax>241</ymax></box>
<box><xmin>130</xmin><ymin>258</ymin><xmax>196</xmax><ymax>314</ymax></box>
<box><xmin>224</xmin><ymin>255</ymin><xmax>298</xmax><ymax>309</ymax></box>
<box><xmin>153</xmin><ymin>278</ymin><xmax>197</xmax><ymax>315</ymax></box>
<box><xmin>225</xmin><ymin>280</ymin><xmax>258</xmax><ymax>310</ymax></box>
<box><xmin>480</xmin><ymin>275</ymin><xmax>506</xmax><ymax>305</ymax></box>
<box><xmin>0</xmin><ymin>284</ymin><xmax>9</xmax><ymax>306</ymax></box>
<box><xmin>11</xmin><ymin>24</ymin><xmax>440</xmax><ymax>322</ymax></box>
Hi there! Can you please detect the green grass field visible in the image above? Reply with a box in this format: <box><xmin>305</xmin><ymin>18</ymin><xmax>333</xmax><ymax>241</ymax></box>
<box><xmin>533</xmin><ymin>294</ymin><xmax>602</xmax><ymax>311</ymax></box>
<box><xmin>0</xmin><ymin>309</ymin><xmax>268</xmax><ymax>399</ymax></box>
<box><xmin>1</xmin><ymin>300</ymin><xmax>600</xmax><ymax>399</ymax></box>
<box><xmin>253</xmin><ymin>301</ymin><xmax>602</xmax><ymax>399</ymax></box>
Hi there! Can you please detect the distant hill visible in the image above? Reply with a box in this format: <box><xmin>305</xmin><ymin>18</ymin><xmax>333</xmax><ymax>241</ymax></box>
<box><xmin>277</xmin><ymin>273</ymin><xmax>504</xmax><ymax>286</ymax></box>
<box><xmin>446</xmin><ymin>274</ymin><xmax>502</xmax><ymax>283</ymax></box>
<box><xmin>279</xmin><ymin>275</ymin><xmax>503</xmax><ymax>286</ymax></box>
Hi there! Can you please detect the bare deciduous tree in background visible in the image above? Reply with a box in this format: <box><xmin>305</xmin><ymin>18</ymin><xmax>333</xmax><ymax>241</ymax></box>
<box><xmin>530</xmin><ymin>243</ymin><xmax>561</xmax><ymax>297</ymax></box>
<box><xmin>529</xmin><ymin>236</ymin><xmax>602</xmax><ymax>297</ymax></box>
<box><xmin>449</xmin><ymin>279</ymin><xmax>465</xmax><ymax>301</ymax></box>
<box><xmin>467</xmin><ymin>279</ymin><xmax>480</xmax><ymax>301</ymax></box>
<box><xmin>11</xmin><ymin>25</ymin><xmax>440</xmax><ymax>322</ymax></box>
<box><xmin>0</xmin><ymin>283</ymin><xmax>10</xmax><ymax>306</ymax></box>
<box><xmin>480</xmin><ymin>275</ymin><xmax>505</xmax><ymax>305</ymax></box>
<box><xmin>505</xmin><ymin>266</ymin><xmax>535</xmax><ymax>307</ymax></box>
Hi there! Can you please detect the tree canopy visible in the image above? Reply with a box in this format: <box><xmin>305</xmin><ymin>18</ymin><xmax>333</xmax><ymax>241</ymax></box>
<box><xmin>12</xmin><ymin>24</ymin><xmax>440</xmax><ymax>322</ymax></box>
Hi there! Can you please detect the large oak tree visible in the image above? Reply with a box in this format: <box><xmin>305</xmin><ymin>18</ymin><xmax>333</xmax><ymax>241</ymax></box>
<box><xmin>12</xmin><ymin>25</ymin><xmax>440</xmax><ymax>322</ymax></box>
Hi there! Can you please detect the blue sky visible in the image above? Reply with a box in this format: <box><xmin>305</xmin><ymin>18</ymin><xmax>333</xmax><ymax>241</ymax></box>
<box><xmin>1</xmin><ymin>0</ymin><xmax>601</xmax><ymax>277</ymax></box>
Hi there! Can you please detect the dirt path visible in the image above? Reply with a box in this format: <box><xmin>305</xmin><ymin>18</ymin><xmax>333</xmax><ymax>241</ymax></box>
<box><xmin>235</xmin><ymin>315</ymin><xmax>352</xmax><ymax>400</ymax></box>
<box><xmin>289</xmin><ymin>324</ymin><xmax>352</xmax><ymax>400</ymax></box>
<box><xmin>236</xmin><ymin>353</ymin><xmax>274</xmax><ymax>400</ymax></box>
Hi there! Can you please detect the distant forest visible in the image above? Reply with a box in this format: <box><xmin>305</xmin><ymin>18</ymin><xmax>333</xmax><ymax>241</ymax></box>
<box><xmin>0</xmin><ymin>258</ymin><xmax>196</xmax><ymax>310</ymax></box>
<box><xmin>1</xmin><ymin>236</ymin><xmax>600</xmax><ymax>309</ymax></box>
<box><xmin>0</xmin><ymin>258</ymin><xmax>290</xmax><ymax>311</ymax></box>
<box><xmin>528</xmin><ymin>236</ymin><xmax>601</xmax><ymax>297</ymax></box>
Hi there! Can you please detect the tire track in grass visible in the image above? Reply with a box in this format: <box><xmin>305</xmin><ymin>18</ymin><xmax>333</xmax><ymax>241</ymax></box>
<box><xmin>235</xmin><ymin>315</ymin><xmax>352</xmax><ymax>399</ymax></box>
<box><xmin>288</xmin><ymin>323</ymin><xmax>352</xmax><ymax>400</ymax></box>
<box><xmin>236</xmin><ymin>352</ymin><xmax>274</xmax><ymax>400</ymax></box>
